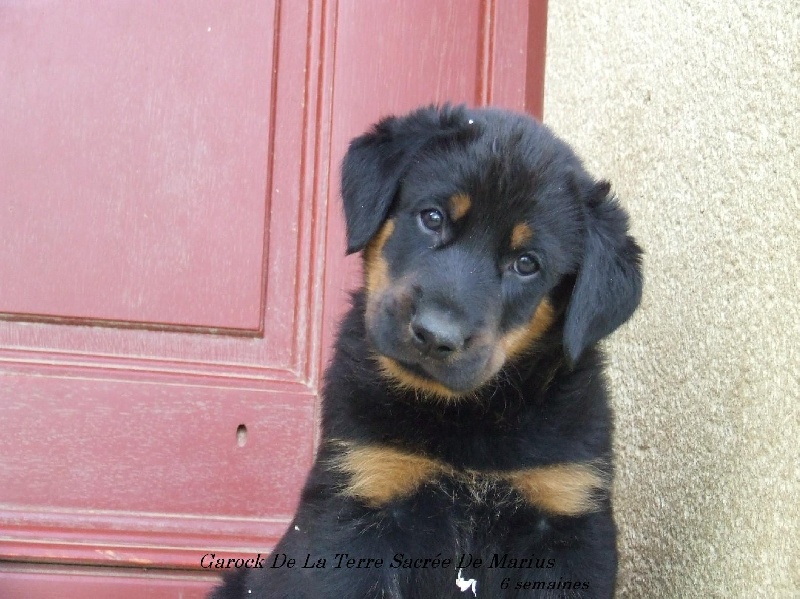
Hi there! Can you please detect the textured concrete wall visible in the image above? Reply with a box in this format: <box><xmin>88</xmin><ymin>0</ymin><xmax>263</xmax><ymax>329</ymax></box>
<box><xmin>543</xmin><ymin>2</ymin><xmax>798</xmax><ymax>597</ymax></box>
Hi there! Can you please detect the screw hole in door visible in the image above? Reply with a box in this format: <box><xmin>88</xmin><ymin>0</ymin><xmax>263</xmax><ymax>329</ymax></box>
<box><xmin>236</xmin><ymin>424</ymin><xmax>248</xmax><ymax>447</ymax></box>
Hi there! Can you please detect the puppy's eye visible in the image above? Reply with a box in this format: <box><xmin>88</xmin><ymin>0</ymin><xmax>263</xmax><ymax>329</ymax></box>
<box><xmin>513</xmin><ymin>253</ymin><xmax>540</xmax><ymax>276</ymax></box>
<box><xmin>419</xmin><ymin>209</ymin><xmax>444</xmax><ymax>232</ymax></box>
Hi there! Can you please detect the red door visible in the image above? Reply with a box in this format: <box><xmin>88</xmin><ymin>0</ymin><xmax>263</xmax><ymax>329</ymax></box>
<box><xmin>0</xmin><ymin>2</ymin><xmax>547</xmax><ymax>596</ymax></box>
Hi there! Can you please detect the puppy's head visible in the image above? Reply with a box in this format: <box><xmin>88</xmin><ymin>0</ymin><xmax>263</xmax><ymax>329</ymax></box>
<box><xmin>342</xmin><ymin>105</ymin><xmax>642</xmax><ymax>399</ymax></box>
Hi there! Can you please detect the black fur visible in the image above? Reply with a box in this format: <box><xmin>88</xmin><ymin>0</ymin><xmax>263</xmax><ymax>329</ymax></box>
<box><xmin>210</xmin><ymin>105</ymin><xmax>643</xmax><ymax>598</ymax></box>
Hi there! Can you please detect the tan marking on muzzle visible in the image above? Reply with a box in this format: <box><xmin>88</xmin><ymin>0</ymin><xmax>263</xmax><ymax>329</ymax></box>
<box><xmin>363</xmin><ymin>219</ymin><xmax>395</xmax><ymax>296</ymax></box>
<box><xmin>500</xmin><ymin>299</ymin><xmax>556</xmax><ymax>361</ymax></box>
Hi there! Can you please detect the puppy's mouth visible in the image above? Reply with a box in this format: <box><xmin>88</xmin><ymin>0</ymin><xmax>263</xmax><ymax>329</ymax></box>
<box><xmin>374</xmin><ymin>353</ymin><xmax>501</xmax><ymax>399</ymax></box>
<box><xmin>367</xmin><ymin>320</ymin><xmax>504</xmax><ymax>399</ymax></box>
<box><xmin>387</xmin><ymin>357</ymin><xmax>433</xmax><ymax>380</ymax></box>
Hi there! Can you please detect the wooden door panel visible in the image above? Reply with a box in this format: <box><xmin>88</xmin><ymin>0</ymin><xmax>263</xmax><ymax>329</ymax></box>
<box><xmin>0</xmin><ymin>0</ymin><xmax>320</xmax><ymax>370</ymax></box>
<box><xmin>0</xmin><ymin>0</ymin><xmax>328</xmax><ymax>573</ymax></box>
<box><xmin>0</xmin><ymin>563</ymin><xmax>215</xmax><ymax>599</ymax></box>
<box><xmin>0</xmin><ymin>0</ymin><xmax>277</xmax><ymax>330</ymax></box>
<box><xmin>0</xmin><ymin>374</ymin><xmax>311</xmax><ymax>515</ymax></box>
<box><xmin>0</xmin><ymin>369</ymin><xmax>316</xmax><ymax>569</ymax></box>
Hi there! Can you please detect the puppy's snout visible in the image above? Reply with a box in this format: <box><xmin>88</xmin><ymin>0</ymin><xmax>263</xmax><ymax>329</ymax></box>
<box><xmin>410</xmin><ymin>309</ymin><xmax>468</xmax><ymax>359</ymax></box>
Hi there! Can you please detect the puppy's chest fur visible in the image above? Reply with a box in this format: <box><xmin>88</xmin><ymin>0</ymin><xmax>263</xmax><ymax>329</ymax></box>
<box><xmin>329</xmin><ymin>439</ymin><xmax>608</xmax><ymax>518</ymax></box>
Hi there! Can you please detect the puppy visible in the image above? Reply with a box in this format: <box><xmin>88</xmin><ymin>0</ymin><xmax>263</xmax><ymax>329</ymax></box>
<box><xmin>211</xmin><ymin>105</ymin><xmax>643</xmax><ymax>598</ymax></box>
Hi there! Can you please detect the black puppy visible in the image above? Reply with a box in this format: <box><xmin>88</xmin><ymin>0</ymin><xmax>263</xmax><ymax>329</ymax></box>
<box><xmin>211</xmin><ymin>105</ymin><xmax>642</xmax><ymax>598</ymax></box>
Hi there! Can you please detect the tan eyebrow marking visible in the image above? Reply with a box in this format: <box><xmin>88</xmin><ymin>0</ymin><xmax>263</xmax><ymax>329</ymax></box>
<box><xmin>510</xmin><ymin>223</ymin><xmax>534</xmax><ymax>250</ymax></box>
<box><xmin>449</xmin><ymin>193</ymin><xmax>472</xmax><ymax>220</ymax></box>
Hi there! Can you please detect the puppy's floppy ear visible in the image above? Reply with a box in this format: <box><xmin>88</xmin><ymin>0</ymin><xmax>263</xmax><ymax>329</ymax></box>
<box><xmin>341</xmin><ymin>105</ymin><xmax>470</xmax><ymax>254</ymax></box>
<box><xmin>564</xmin><ymin>181</ymin><xmax>643</xmax><ymax>364</ymax></box>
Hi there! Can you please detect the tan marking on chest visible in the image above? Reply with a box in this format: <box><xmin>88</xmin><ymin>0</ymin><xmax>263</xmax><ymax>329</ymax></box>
<box><xmin>504</xmin><ymin>463</ymin><xmax>609</xmax><ymax>516</ymax></box>
<box><xmin>330</xmin><ymin>442</ymin><xmax>607</xmax><ymax>517</ymax></box>
<box><xmin>330</xmin><ymin>441</ymin><xmax>453</xmax><ymax>508</ymax></box>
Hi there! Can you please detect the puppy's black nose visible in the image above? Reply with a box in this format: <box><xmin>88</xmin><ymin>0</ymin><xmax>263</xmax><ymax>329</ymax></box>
<box><xmin>410</xmin><ymin>310</ymin><xmax>465</xmax><ymax>359</ymax></box>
